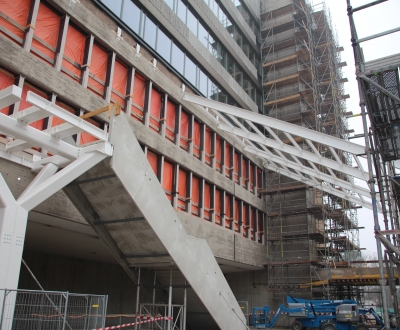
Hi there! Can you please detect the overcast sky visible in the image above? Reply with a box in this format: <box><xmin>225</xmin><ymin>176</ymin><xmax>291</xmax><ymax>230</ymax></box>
<box><xmin>323</xmin><ymin>0</ymin><xmax>400</xmax><ymax>255</ymax></box>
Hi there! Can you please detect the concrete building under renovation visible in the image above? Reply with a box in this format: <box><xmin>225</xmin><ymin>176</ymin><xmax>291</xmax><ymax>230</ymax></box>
<box><xmin>0</xmin><ymin>0</ymin><xmax>398</xmax><ymax>329</ymax></box>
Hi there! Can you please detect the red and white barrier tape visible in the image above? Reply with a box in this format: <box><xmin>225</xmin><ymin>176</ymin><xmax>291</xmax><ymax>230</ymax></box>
<box><xmin>93</xmin><ymin>316</ymin><xmax>173</xmax><ymax>330</ymax></box>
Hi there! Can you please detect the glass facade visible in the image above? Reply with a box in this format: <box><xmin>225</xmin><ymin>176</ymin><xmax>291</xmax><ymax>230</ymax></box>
<box><xmin>100</xmin><ymin>0</ymin><xmax>262</xmax><ymax>111</ymax></box>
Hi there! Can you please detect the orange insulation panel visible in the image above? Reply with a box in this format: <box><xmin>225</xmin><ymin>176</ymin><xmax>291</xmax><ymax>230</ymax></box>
<box><xmin>224</xmin><ymin>194</ymin><xmax>231</xmax><ymax>228</ymax></box>
<box><xmin>131</xmin><ymin>73</ymin><xmax>146</xmax><ymax>121</ymax></box>
<box><xmin>191</xmin><ymin>176</ymin><xmax>199</xmax><ymax>216</ymax></box>
<box><xmin>250</xmin><ymin>165</ymin><xmax>254</xmax><ymax>192</ymax></box>
<box><xmin>205</xmin><ymin>128</ymin><xmax>211</xmax><ymax>166</ymax></box>
<box><xmin>32</xmin><ymin>3</ymin><xmax>61</xmax><ymax>64</ymax></box>
<box><xmin>241</xmin><ymin>158</ymin><xmax>247</xmax><ymax>187</ymax></box>
<box><xmin>178</xmin><ymin>168</ymin><xmax>187</xmax><ymax>210</ymax></box>
<box><xmin>165</xmin><ymin>100</ymin><xmax>175</xmax><ymax>142</ymax></box>
<box><xmin>0</xmin><ymin>0</ymin><xmax>30</xmax><ymax>45</ymax></box>
<box><xmin>180</xmin><ymin>110</ymin><xmax>189</xmax><ymax>150</ymax></box>
<box><xmin>203</xmin><ymin>183</ymin><xmax>211</xmax><ymax>220</ymax></box>
<box><xmin>111</xmin><ymin>59</ymin><xmax>128</xmax><ymax>109</ymax></box>
<box><xmin>62</xmin><ymin>24</ymin><xmax>85</xmax><ymax>82</ymax></box>
<box><xmin>193</xmin><ymin>121</ymin><xmax>201</xmax><ymax>159</ymax></box>
<box><xmin>0</xmin><ymin>69</ymin><xmax>15</xmax><ymax>115</ymax></box>
<box><xmin>147</xmin><ymin>151</ymin><xmax>158</xmax><ymax>175</ymax></box>
<box><xmin>225</xmin><ymin>144</ymin><xmax>230</xmax><ymax>177</ymax></box>
<box><xmin>163</xmin><ymin>160</ymin><xmax>173</xmax><ymax>201</ymax></box>
<box><xmin>233</xmin><ymin>152</ymin><xmax>239</xmax><ymax>183</ymax></box>
<box><xmin>150</xmin><ymin>88</ymin><xmax>161</xmax><ymax>132</ymax></box>
<box><xmin>215</xmin><ymin>135</ymin><xmax>222</xmax><ymax>171</ymax></box>
<box><xmin>88</xmin><ymin>43</ymin><xmax>108</xmax><ymax>97</ymax></box>
<box><xmin>242</xmin><ymin>203</ymin><xmax>247</xmax><ymax>237</ymax></box>
<box><xmin>215</xmin><ymin>189</ymin><xmax>221</xmax><ymax>224</ymax></box>
<box><xmin>234</xmin><ymin>199</ymin><xmax>240</xmax><ymax>232</ymax></box>
<box><xmin>250</xmin><ymin>208</ymin><xmax>255</xmax><ymax>240</ymax></box>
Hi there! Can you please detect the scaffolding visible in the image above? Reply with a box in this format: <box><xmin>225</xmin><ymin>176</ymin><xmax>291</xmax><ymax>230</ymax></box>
<box><xmin>261</xmin><ymin>0</ymin><xmax>360</xmax><ymax>300</ymax></box>
<box><xmin>347</xmin><ymin>0</ymin><xmax>400</xmax><ymax>328</ymax></box>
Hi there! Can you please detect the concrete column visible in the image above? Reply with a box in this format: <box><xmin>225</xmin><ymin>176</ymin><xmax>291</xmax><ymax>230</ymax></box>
<box><xmin>160</xmin><ymin>94</ymin><xmax>168</xmax><ymax>138</ymax></box>
<box><xmin>188</xmin><ymin>114</ymin><xmax>194</xmax><ymax>156</ymax></box>
<box><xmin>81</xmin><ymin>35</ymin><xmax>94</xmax><ymax>88</ymax></box>
<box><xmin>104</xmin><ymin>51</ymin><xmax>116</xmax><ymax>102</ymax></box>
<box><xmin>200</xmin><ymin>123</ymin><xmax>206</xmax><ymax>163</ymax></box>
<box><xmin>54</xmin><ymin>15</ymin><xmax>70</xmax><ymax>71</ymax></box>
<box><xmin>175</xmin><ymin>105</ymin><xmax>182</xmax><ymax>147</ymax></box>
<box><xmin>199</xmin><ymin>178</ymin><xmax>205</xmax><ymax>220</ymax></box>
<box><xmin>23</xmin><ymin>0</ymin><xmax>40</xmax><ymax>51</ymax></box>
<box><xmin>135</xmin><ymin>268</ymin><xmax>141</xmax><ymax>330</ymax></box>
<box><xmin>10</xmin><ymin>76</ymin><xmax>25</xmax><ymax>115</ymax></box>
<box><xmin>211</xmin><ymin>184</ymin><xmax>216</xmax><ymax>224</ymax></box>
<box><xmin>144</xmin><ymin>81</ymin><xmax>152</xmax><ymax>128</ymax></box>
<box><xmin>172</xmin><ymin>164</ymin><xmax>179</xmax><ymax>210</ymax></box>
<box><xmin>125</xmin><ymin>67</ymin><xmax>135</xmax><ymax>116</ymax></box>
<box><xmin>187</xmin><ymin>171</ymin><xmax>193</xmax><ymax>214</ymax></box>
<box><xmin>211</xmin><ymin>131</ymin><xmax>216</xmax><ymax>170</ymax></box>
<box><xmin>246</xmin><ymin>159</ymin><xmax>251</xmax><ymax>191</ymax></box>
<box><xmin>167</xmin><ymin>268</ymin><xmax>172</xmax><ymax>330</ymax></box>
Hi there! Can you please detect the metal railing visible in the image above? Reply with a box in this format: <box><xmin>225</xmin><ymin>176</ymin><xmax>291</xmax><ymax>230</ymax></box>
<box><xmin>139</xmin><ymin>303</ymin><xmax>184</xmax><ymax>330</ymax></box>
<box><xmin>0</xmin><ymin>289</ymin><xmax>107</xmax><ymax>330</ymax></box>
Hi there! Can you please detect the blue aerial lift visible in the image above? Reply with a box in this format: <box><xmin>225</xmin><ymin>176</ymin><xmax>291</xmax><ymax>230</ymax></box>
<box><xmin>252</xmin><ymin>296</ymin><xmax>396</xmax><ymax>330</ymax></box>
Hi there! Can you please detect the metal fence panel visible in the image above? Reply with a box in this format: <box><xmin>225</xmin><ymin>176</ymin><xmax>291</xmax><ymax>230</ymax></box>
<box><xmin>0</xmin><ymin>289</ymin><xmax>107</xmax><ymax>330</ymax></box>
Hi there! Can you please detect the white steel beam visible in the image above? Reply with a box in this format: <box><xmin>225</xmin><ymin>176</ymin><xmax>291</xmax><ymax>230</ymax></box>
<box><xmin>0</xmin><ymin>113</ymin><xmax>80</xmax><ymax>160</ymax></box>
<box><xmin>18</xmin><ymin>147</ymin><xmax>111</xmax><ymax>211</ymax></box>
<box><xmin>260</xmin><ymin>157</ymin><xmax>378</xmax><ymax>211</ymax></box>
<box><xmin>26</xmin><ymin>91</ymin><xmax>108</xmax><ymax>141</ymax></box>
<box><xmin>183</xmin><ymin>93</ymin><xmax>365</xmax><ymax>155</ymax></box>
<box><xmin>0</xmin><ymin>85</ymin><xmax>22</xmax><ymax>109</ymax></box>
<box><xmin>244</xmin><ymin>145</ymin><xmax>371</xmax><ymax>199</ymax></box>
<box><xmin>218</xmin><ymin>123</ymin><xmax>368</xmax><ymax>181</ymax></box>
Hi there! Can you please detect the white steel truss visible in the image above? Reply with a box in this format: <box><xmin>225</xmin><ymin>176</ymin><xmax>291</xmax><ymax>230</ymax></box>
<box><xmin>182</xmin><ymin>93</ymin><xmax>381</xmax><ymax>212</ymax></box>
<box><xmin>0</xmin><ymin>85</ymin><xmax>114</xmax><ymax>292</ymax></box>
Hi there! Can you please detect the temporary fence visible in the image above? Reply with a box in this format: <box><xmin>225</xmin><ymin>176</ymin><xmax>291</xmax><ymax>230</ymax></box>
<box><xmin>0</xmin><ymin>289</ymin><xmax>107</xmax><ymax>330</ymax></box>
<box><xmin>93</xmin><ymin>316</ymin><xmax>172</xmax><ymax>330</ymax></box>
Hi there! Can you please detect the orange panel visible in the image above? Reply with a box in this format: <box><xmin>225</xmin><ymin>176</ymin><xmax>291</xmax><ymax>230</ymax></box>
<box><xmin>163</xmin><ymin>160</ymin><xmax>173</xmax><ymax>201</ymax></box>
<box><xmin>191</xmin><ymin>176</ymin><xmax>199</xmax><ymax>216</ymax></box>
<box><xmin>131</xmin><ymin>73</ymin><xmax>146</xmax><ymax>121</ymax></box>
<box><xmin>0</xmin><ymin>0</ymin><xmax>30</xmax><ymax>44</ymax></box>
<box><xmin>32</xmin><ymin>3</ymin><xmax>61</xmax><ymax>64</ymax></box>
<box><xmin>241</xmin><ymin>158</ymin><xmax>247</xmax><ymax>187</ymax></box>
<box><xmin>225</xmin><ymin>144</ymin><xmax>230</xmax><ymax>177</ymax></box>
<box><xmin>52</xmin><ymin>101</ymin><xmax>75</xmax><ymax>126</ymax></box>
<box><xmin>180</xmin><ymin>110</ymin><xmax>189</xmax><ymax>150</ymax></box>
<box><xmin>165</xmin><ymin>100</ymin><xmax>176</xmax><ymax>142</ymax></box>
<box><xmin>250</xmin><ymin>165</ymin><xmax>254</xmax><ymax>193</ymax></box>
<box><xmin>62</xmin><ymin>24</ymin><xmax>85</xmax><ymax>82</ymax></box>
<box><xmin>215</xmin><ymin>135</ymin><xmax>222</xmax><ymax>172</ymax></box>
<box><xmin>205</xmin><ymin>128</ymin><xmax>211</xmax><ymax>166</ymax></box>
<box><xmin>225</xmin><ymin>194</ymin><xmax>231</xmax><ymax>228</ymax></box>
<box><xmin>80</xmin><ymin>117</ymin><xmax>100</xmax><ymax>145</ymax></box>
<box><xmin>250</xmin><ymin>207</ymin><xmax>255</xmax><ymax>241</ymax></box>
<box><xmin>0</xmin><ymin>69</ymin><xmax>15</xmax><ymax>114</ymax></box>
<box><xmin>234</xmin><ymin>200</ymin><xmax>240</xmax><ymax>232</ymax></box>
<box><xmin>150</xmin><ymin>88</ymin><xmax>162</xmax><ymax>132</ymax></box>
<box><xmin>193</xmin><ymin>121</ymin><xmax>200</xmax><ymax>159</ymax></box>
<box><xmin>203</xmin><ymin>183</ymin><xmax>211</xmax><ymax>220</ymax></box>
<box><xmin>111</xmin><ymin>59</ymin><xmax>128</xmax><ymax>109</ymax></box>
<box><xmin>242</xmin><ymin>203</ymin><xmax>247</xmax><ymax>237</ymax></box>
<box><xmin>215</xmin><ymin>189</ymin><xmax>221</xmax><ymax>225</ymax></box>
<box><xmin>20</xmin><ymin>83</ymin><xmax>47</xmax><ymax>130</ymax></box>
<box><xmin>147</xmin><ymin>151</ymin><xmax>158</xmax><ymax>175</ymax></box>
<box><xmin>178</xmin><ymin>168</ymin><xmax>187</xmax><ymax>210</ymax></box>
<box><xmin>88</xmin><ymin>43</ymin><xmax>108</xmax><ymax>97</ymax></box>
<box><xmin>233</xmin><ymin>152</ymin><xmax>239</xmax><ymax>183</ymax></box>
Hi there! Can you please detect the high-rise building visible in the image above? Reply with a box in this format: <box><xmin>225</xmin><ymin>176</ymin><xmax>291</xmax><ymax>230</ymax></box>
<box><xmin>0</xmin><ymin>0</ymin><xmax>360</xmax><ymax>328</ymax></box>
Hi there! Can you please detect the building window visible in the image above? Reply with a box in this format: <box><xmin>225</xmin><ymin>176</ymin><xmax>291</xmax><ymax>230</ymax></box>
<box><xmin>184</xmin><ymin>56</ymin><xmax>197</xmax><ymax>87</ymax></box>
<box><xmin>122</xmin><ymin>0</ymin><xmax>141</xmax><ymax>34</ymax></box>
<box><xmin>143</xmin><ymin>16</ymin><xmax>157</xmax><ymax>49</ymax></box>
<box><xmin>101</xmin><ymin>0</ymin><xmax>122</xmax><ymax>16</ymax></box>
<box><xmin>171</xmin><ymin>43</ymin><xmax>184</xmax><ymax>75</ymax></box>
<box><xmin>156</xmin><ymin>29</ymin><xmax>172</xmax><ymax>62</ymax></box>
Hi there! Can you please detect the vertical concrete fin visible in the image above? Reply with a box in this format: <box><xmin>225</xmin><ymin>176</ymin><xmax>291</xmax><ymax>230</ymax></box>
<box><xmin>109</xmin><ymin>113</ymin><xmax>246</xmax><ymax>330</ymax></box>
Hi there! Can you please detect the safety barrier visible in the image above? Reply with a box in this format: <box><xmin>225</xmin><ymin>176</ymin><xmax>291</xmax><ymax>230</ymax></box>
<box><xmin>0</xmin><ymin>288</ymin><xmax>107</xmax><ymax>330</ymax></box>
<box><xmin>93</xmin><ymin>316</ymin><xmax>172</xmax><ymax>330</ymax></box>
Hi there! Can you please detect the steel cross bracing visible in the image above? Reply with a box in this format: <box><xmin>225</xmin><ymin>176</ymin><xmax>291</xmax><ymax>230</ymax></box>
<box><xmin>0</xmin><ymin>85</ymin><xmax>113</xmax><ymax>171</ymax></box>
<box><xmin>182</xmin><ymin>93</ymin><xmax>382</xmax><ymax>212</ymax></box>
